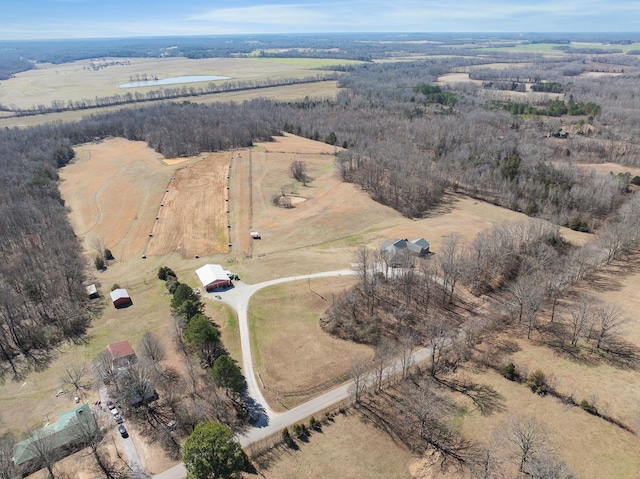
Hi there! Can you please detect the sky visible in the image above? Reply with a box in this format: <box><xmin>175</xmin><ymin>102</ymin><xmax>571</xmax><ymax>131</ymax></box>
<box><xmin>1</xmin><ymin>0</ymin><xmax>640</xmax><ymax>40</ymax></box>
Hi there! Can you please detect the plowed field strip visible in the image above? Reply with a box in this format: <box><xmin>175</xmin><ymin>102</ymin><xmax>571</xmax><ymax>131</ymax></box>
<box><xmin>229</xmin><ymin>150</ymin><xmax>253</xmax><ymax>257</ymax></box>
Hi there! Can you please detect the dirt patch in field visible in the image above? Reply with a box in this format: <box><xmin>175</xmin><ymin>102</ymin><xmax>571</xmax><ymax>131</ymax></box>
<box><xmin>163</xmin><ymin>158</ymin><xmax>191</xmax><ymax>165</ymax></box>
<box><xmin>579</xmin><ymin>71</ymin><xmax>624</xmax><ymax>78</ymax></box>
<box><xmin>437</xmin><ymin>72</ymin><xmax>481</xmax><ymax>84</ymax></box>
<box><xmin>229</xmin><ymin>150</ymin><xmax>253</xmax><ymax>257</ymax></box>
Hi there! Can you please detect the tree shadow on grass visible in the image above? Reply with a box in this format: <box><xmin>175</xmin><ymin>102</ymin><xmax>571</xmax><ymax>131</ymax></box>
<box><xmin>435</xmin><ymin>377</ymin><xmax>506</xmax><ymax>416</ymax></box>
<box><xmin>598</xmin><ymin>338</ymin><xmax>640</xmax><ymax>370</ymax></box>
<box><xmin>243</xmin><ymin>396</ymin><xmax>269</xmax><ymax>428</ymax></box>
<box><xmin>538</xmin><ymin>323</ymin><xmax>640</xmax><ymax>370</ymax></box>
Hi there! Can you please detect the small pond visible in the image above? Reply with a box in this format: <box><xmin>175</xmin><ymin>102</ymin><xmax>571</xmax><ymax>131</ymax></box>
<box><xmin>119</xmin><ymin>75</ymin><xmax>230</xmax><ymax>88</ymax></box>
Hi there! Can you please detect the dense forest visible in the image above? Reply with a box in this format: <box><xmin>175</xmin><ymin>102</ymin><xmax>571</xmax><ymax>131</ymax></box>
<box><xmin>3</xmin><ymin>36</ymin><xmax>640</xmax><ymax>383</ymax></box>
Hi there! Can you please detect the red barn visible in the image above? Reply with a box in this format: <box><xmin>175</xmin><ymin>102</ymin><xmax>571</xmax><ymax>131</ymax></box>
<box><xmin>105</xmin><ymin>340</ymin><xmax>137</xmax><ymax>369</ymax></box>
<box><xmin>196</xmin><ymin>264</ymin><xmax>231</xmax><ymax>292</ymax></box>
<box><xmin>109</xmin><ymin>288</ymin><xmax>132</xmax><ymax>308</ymax></box>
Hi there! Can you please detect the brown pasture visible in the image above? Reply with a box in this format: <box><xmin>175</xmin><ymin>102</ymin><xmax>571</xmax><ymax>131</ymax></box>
<box><xmin>0</xmin><ymin>81</ymin><xmax>340</xmax><ymax>129</ymax></box>
<box><xmin>250</xmin><ymin>412</ymin><xmax>414</xmax><ymax>479</ymax></box>
<box><xmin>0</xmin><ymin>57</ymin><xmax>340</xmax><ymax>111</ymax></box>
<box><xmin>579</xmin><ymin>161</ymin><xmax>640</xmax><ymax>178</ymax></box>
<box><xmin>249</xmin><ymin>277</ymin><xmax>370</xmax><ymax>410</ymax></box>
<box><xmin>457</xmin><ymin>364</ymin><xmax>640</xmax><ymax>479</ymax></box>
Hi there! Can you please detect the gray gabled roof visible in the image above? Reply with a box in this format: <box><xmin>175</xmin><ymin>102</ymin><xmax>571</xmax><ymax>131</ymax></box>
<box><xmin>412</xmin><ymin>237</ymin><xmax>430</xmax><ymax>249</ymax></box>
<box><xmin>381</xmin><ymin>237</ymin><xmax>430</xmax><ymax>262</ymax></box>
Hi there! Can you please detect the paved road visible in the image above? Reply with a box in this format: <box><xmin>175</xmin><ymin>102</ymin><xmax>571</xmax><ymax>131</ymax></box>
<box><xmin>153</xmin><ymin>269</ymin><xmax>439</xmax><ymax>479</ymax></box>
<box><xmin>212</xmin><ymin>269</ymin><xmax>357</xmax><ymax>420</ymax></box>
<box><xmin>99</xmin><ymin>387</ymin><xmax>150</xmax><ymax>478</ymax></box>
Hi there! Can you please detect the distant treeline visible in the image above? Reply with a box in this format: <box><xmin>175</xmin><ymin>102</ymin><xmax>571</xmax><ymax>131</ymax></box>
<box><xmin>0</xmin><ymin>51</ymin><xmax>34</xmax><ymax>80</ymax></box>
<box><xmin>5</xmin><ymin>31</ymin><xmax>640</xmax><ymax>80</ymax></box>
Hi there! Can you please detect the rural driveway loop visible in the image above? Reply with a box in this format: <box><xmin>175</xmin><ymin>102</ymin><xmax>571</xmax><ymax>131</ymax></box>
<box><xmin>211</xmin><ymin>269</ymin><xmax>357</xmax><ymax>420</ymax></box>
<box><xmin>153</xmin><ymin>268</ymin><xmax>441</xmax><ymax>479</ymax></box>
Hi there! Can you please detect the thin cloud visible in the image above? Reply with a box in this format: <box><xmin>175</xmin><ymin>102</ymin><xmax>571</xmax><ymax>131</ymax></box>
<box><xmin>2</xmin><ymin>0</ymin><xmax>640</xmax><ymax>39</ymax></box>
<box><xmin>192</xmin><ymin>4</ymin><xmax>330</xmax><ymax>26</ymax></box>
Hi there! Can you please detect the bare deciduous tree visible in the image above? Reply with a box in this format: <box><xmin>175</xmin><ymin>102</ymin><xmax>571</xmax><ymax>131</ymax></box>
<box><xmin>349</xmin><ymin>356</ymin><xmax>370</xmax><ymax>404</ymax></box>
<box><xmin>398</xmin><ymin>328</ymin><xmax>418</xmax><ymax>379</ymax></box>
<box><xmin>526</xmin><ymin>453</ymin><xmax>574</xmax><ymax>479</ymax></box>
<box><xmin>471</xmin><ymin>439</ymin><xmax>503</xmax><ymax>479</ymax></box>
<box><xmin>372</xmin><ymin>338</ymin><xmax>394</xmax><ymax>392</ymax></box>
<box><xmin>564</xmin><ymin>295</ymin><xmax>595</xmax><ymax>347</ymax></box>
<box><xmin>72</xmin><ymin>409</ymin><xmax>124</xmax><ymax>479</ymax></box>
<box><xmin>424</xmin><ymin>316</ymin><xmax>453</xmax><ymax>377</ymax></box>
<box><xmin>289</xmin><ymin>160</ymin><xmax>310</xmax><ymax>185</ymax></box>
<box><xmin>25</xmin><ymin>427</ymin><xmax>61</xmax><ymax>479</ymax></box>
<box><xmin>593</xmin><ymin>303</ymin><xmax>626</xmax><ymax>350</ymax></box>
<box><xmin>93</xmin><ymin>351</ymin><xmax>117</xmax><ymax>388</ymax></box>
<box><xmin>0</xmin><ymin>434</ymin><xmax>19</xmax><ymax>479</ymax></box>
<box><xmin>138</xmin><ymin>331</ymin><xmax>165</xmax><ymax>363</ymax></box>
<box><xmin>437</xmin><ymin>235</ymin><xmax>464</xmax><ymax>304</ymax></box>
<box><xmin>501</xmin><ymin>416</ymin><xmax>550</xmax><ymax>474</ymax></box>
<box><xmin>60</xmin><ymin>364</ymin><xmax>92</xmax><ymax>399</ymax></box>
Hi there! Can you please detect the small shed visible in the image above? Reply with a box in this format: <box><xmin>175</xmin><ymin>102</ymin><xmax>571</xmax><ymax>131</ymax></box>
<box><xmin>86</xmin><ymin>284</ymin><xmax>99</xmax><ymax>299</ymax></box>
<box><xmin>105</xmin><ymin>340</ymin><xmax>137</xmax><ymax>369</ymax></box>
<box><xmin>196</xmin><ymin>264</ymin><xmax>232</xmax><ymax>292</ymax></box>
<box><xmin>109</xmin><ymin>288</ymin><xmax>132</xmax><ymax>309</ymax></box>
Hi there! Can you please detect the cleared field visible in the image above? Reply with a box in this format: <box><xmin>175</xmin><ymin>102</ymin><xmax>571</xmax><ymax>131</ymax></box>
<box><xmin>458</xmin><ymin>365</ymin><xmax>640</xmax><ymax>479</ymax></box>
<box><xmin>0</xmin><ymin>81</ymin><xmax>340</xmax><ymax>129</ymax></box>
<box><xmin>0</xmin><ymin>57</ymin><xmax>343</xmax><ymax>111</ymax></box>
<box><xmin>146</xmin><ymin>151</ymin><xmax>231</xmax><ymax>258</ymax></box>
<box><xmin>228</xmin><ymin>150</ymin><xmax>253</xmax><ymax>257</ymax></box>
<box><xmin>250</xmin><ymin>412</ymin><xmax>414</xmax><ymax>479</ymax></box>
<box><xmin>60</xmin><ymin>138</ymin><xmax>178</xmax><ymax>263</ymax></box>
<box><xmin>249</xmin><ymin>277</ymin><xmax>370</xmax><ymax>410</ymax></box>
<box><xmin>579</xmin><ymin>161</ymin><xmax>640</xmax><ymax>177</ymax></box>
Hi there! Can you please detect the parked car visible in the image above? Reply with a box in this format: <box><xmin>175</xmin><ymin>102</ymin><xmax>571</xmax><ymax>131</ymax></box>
<box><xmin>110</xmin><ymin>407</ymin><xmax>119</xmax><ymax>416</ymax></box>
<box><xmin>106</xmin><ymin>400</ymin><xmax>115</xmax><ymax>410</ymax></box>
<box><xmin>113</xmin><ymin>413</ymin><xmax>124</xmax><ymax>424</ymax></box>
<box><xmin>118</xmin><ymin>425</ymin><xmax>128</xmax><ymax>438</ymax></box>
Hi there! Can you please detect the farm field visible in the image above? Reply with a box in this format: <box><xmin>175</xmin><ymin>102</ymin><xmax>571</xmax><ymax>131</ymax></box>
<box><xmin>0</xmin><ymin>56</ymin><xmax>348</xmax><ymax>111</ymax></box>
<box><xmin>0</xmin><ymin>80</ymin><xmax>340</xmax><ymax>129</ymax></box>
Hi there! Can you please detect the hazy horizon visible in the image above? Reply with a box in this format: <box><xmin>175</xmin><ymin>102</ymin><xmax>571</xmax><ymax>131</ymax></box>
<box><xmin>1</xmin><ymin>0</ymin><xmax>639</xmax><ymax>41</ymax></box>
